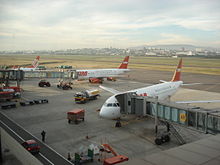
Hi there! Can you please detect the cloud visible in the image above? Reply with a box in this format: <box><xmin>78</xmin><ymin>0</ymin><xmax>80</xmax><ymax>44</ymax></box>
<box><xmin>152</xmin><ymin>33</ymin><xmax>196</xmax><ymax>45</ymax></box>
<box><xmin>0</xmin><ymin>0</ymin><xmax>220</xmax><ymax>50</ymax></box>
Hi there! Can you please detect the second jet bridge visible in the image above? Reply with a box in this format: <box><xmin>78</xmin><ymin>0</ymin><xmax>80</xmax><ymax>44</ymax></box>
<box><xmin>115</xmin><ymin>93</ymin><xmax>220</xmax><ymax>134</ymax></box>
<box><xmin>24</xmin><ymin>70</ymin><xmax>78</xmax><ymax>79</ymax></box>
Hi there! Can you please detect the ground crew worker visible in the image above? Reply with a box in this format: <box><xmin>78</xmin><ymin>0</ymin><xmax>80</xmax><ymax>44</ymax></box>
<box><xmin>67</xmin><ymin>152</ymin><xmax>71</xmax><ymax>161</ymax></box>
<box><xmin>41</xmin><ymin>130</ymin><xmax>46</xmax><ymax>142</ymax></box>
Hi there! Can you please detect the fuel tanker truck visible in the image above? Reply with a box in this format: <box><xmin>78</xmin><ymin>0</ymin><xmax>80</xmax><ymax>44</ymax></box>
<box><xmin>74</xmin><ymin>89</ymin><xmax>100</xmax><ymax>104</ymax></box>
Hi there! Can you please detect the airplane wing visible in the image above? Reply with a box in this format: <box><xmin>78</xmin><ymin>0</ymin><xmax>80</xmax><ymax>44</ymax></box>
<box><xmin>99</xmin><ymin>85</ymin><xmax>121</xmax><ymax>94</ymax></box>
<box><xmin>181</xmin><ymin>83</ymin><xmax>203</xmax><ymax>86</ymax></box>
<box><xmin>159</xmin><ymin>80</ymin><xmax>168</xmax><ymax>83</ymax></box>
<box><xmin>176</xmin><ymin>100</ymin><xmax>220</xmax><ymax>104</ymax></box>
<box><xmin>182</xmin><ymin>83</ymin><xmax>220</xmax><ymax>86</ymax></box>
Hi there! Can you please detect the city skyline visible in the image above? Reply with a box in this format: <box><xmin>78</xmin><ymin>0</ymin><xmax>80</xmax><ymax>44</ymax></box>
<box><xmin>0</xmin><ymin>0</ymin><xmax>220</xmax><ymax>50</ymax></box>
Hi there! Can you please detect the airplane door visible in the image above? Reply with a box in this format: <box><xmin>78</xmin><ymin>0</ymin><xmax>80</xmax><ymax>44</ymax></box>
<box><xmin>115</xmin><ymin>93</ymin><xmax>126</xmax><ymax>114</ymax></box>
<box><xmin>70</xmin><ymin>70</ymin><xmax>78</xmax><ymax>79</ymax></box>
<box><xmin>115</xmin><ymin>92</ymin><xmax>136</xmax><ymax>114</ymax></box>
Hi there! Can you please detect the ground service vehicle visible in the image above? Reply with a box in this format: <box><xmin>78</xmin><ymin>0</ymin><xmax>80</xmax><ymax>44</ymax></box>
<box><xmin>67</xmin><ymin>109</ymin><xmax>85</xmax><ymax>124</ymax></box>
<box><xmin>38</xmin><ymin>80</ymin><xmax>51</xmax><ymax>87</ymax></box>
<box><xmin>74</xmin><ymin>149</ymin><xmax>94</xmax><ymax>164</ymax></box>
<box><xmin>74</xmin><ymin>89</ymin><xmax>100</xmax><ymax>104</ymax></box>
<box><xmin>0</xmin><ymin>87</ymin><xmax>21</xmax><ymax>101</ymax></box>
<box><xmin>0</xmin><ymin>89</ymin><xmax>14</xmax><ymax>101</ymax></box>
<box><xmin>57</xmin><ymin>81</ymin><xmax>72</xmax><ymax>90</ymax></box>
<box><xmin>101</xmin><ymin>144</ymin><xmax>128</xmax><ymax>165</ymax></box>
<box><xmin>22</xmin><ymin>139</ymin><xmax>40</xmax><ymax>154</ymax></box>
<box><xmin>20</xmin><ymin>99</ymin><xmax>48</xmax><ymax>106</ymax></box>
<box><xmin>1</xmin><ymin>102</ymin><xmax>16</xmax><ymax>109</ymax></box>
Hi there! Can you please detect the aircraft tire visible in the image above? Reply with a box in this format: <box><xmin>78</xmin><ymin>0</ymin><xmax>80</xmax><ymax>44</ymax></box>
<box><xmin>155</xmin><ymin>138</ymin><xmax>162</xmax><ymax>145</ymax></box>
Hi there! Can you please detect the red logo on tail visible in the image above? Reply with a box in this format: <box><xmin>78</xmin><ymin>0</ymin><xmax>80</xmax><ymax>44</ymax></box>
<box><xmin>171</xmin><ymin>58</ymin><xmax>182</xmax><ymax>82</ymax></box>
<box><xmin>32</xmin><ymin>56</ymin><xmax>40</xmax><ymax>68</ymax></box>
<box><xmin>119</xmin><ymin>56</ymin><xmax>129</xmax><ymax>69</ymax></box>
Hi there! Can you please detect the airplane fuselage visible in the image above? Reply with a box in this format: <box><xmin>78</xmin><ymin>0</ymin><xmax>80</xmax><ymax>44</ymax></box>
<box><xmin>76</xmin><ymin>69</ymin><xmax>129</xmax><ymax>79</ymax></box>
<box><xmin>133</xmin><ymin>81</ymin><xmax>183</xmax><ymax>100</ymax></box>
<box><xmin>100</xmin><ymin>81</ymin><xmax>183</xmax><ymax>119</ymax></box>
<box><xmin>19</xmin><ymin>67</ymin><xmax>38</xmax><ymax>71</ymax></box>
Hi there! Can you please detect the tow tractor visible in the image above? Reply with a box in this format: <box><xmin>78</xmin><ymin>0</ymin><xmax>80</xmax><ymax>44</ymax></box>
<box><xmin>57</xmin><ymin>80</ymin><xmax>72</xmax><ymax>90</ymax></box>
<box><xmin>107</xmin><ymin>77</ymin><xmax>116</xmax><ymax>81</ymax></box>
<box><xmin>38</xmin><ymin>79</ymin><xmax>51</xmax><ymax>87</ymax></box>
<box><xmin>74</xmin><ymin>89</ymin><xmax>100</xmax><ymax>104</ymax></box>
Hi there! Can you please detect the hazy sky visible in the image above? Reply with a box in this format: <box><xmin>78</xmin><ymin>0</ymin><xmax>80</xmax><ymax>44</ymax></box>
<box><xmin>0</xmin><ymin>0</ymin><xmax>220</xmax><ymax>50</ymax></box>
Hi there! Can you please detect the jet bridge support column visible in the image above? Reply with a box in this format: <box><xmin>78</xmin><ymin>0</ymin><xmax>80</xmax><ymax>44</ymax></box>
<box><xmin>155</xmin><ymin>97</ymin><xmax>159</xmax><ymax>135</ymax></box>
<box><xmin>115</xmin><ymin>92</ymin><xmax>136</xmax><ymax>127</ymax></box>
<box><xmin>143</xmin><ymin>97</ymin><xmax>147</xmax><ymax>116</ymax></box>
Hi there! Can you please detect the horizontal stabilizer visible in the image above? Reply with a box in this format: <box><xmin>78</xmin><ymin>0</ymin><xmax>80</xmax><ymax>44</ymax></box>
<box><xmin>176</xmin><ymin>100</ymin><xmax>220</xmax><ymax>104</ymax></box>
<box><xmin>99</xmin><ymin>85</ymin><xmax>121</xmax><ymax>94</ymax></box>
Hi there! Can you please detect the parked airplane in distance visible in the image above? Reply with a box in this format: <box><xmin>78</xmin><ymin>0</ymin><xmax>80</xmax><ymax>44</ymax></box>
<box><xmin>76</xmin><ymin>56</ymin><xmax>130</xmax><ymax>83</ymax></box>
<box><xmin>12</xmin><ymin>56</ymin><xmax>40</xmax><ymax>71</ymax></box>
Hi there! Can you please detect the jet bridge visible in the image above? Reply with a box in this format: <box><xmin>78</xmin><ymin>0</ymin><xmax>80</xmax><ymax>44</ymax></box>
<box><xmin>115</xmin><ymin>93</ymin><xmax>220</xmax><ymax>134</ymax></box>
<box><xmin>0</xmin><ymin>70</ymin><xmax>24</xmax><ymax>82</ymax></box>
<box><xmin>23</xmin><ymin>70</ymin><xmax>78</xmax><ymax>79</ymax></box>
<box><xmin>0</xmin><ymin>70</ymin><xmax>24</xmax><ymax>88</ymax></box>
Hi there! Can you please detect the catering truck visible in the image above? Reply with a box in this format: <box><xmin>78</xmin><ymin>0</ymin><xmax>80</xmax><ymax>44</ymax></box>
<box><xmin>74</xmin><ymin>89</ymin><xmax>100</xmax><ymax>104</ymax></box>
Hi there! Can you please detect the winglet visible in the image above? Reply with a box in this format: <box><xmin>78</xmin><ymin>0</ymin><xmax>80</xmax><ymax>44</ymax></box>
<box><xmin>118</xmin><ymin>56</ymin><xmax>129</xmax><ymax>69</ymax></box>
<box><xmin>171</xmin><ymin>58</ymin><xmax>182</xmax><ymax>82</ymax></box>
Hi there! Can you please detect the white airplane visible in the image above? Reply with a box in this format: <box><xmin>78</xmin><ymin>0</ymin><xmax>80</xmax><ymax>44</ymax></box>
<box><xmin>13</xmin><ymin>56</ymin><xmax>40</xmax><ymax>71</ymax></box>
<box><xmin>76</xmin><ymin>56</ymin><xmax>130</xmax><ymax>83</ymax></box>
<box><xmin>99</xmin><ymin>59</ymin><xmax>220</xmax><ymax>119</ymax></box>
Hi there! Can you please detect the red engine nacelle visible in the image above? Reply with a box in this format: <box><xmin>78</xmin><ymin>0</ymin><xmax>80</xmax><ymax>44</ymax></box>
<box><xmin>89</xmin><ymin>78</ymin><xmax>103</xmax><ymax>84</ymax></box>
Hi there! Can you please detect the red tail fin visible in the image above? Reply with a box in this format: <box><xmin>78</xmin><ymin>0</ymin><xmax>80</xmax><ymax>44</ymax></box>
<box><xmin>118</xmin><ymin>56</ymin><xmax>129</xmax><ymax>69</ymax></box>
<box><xmin>32</xmin><ymin>56</ymin><xmax>40</xmax><ymax>68</ymax></box>
<box><xmin>171</xmin><ymin>58</ymin><xmax>182</xmax><ymax>82</ymax></box>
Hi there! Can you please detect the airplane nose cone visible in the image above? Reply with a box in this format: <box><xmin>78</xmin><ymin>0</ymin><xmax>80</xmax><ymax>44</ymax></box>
<box><xmin>99</xmin><ymin>107</ymin><xmax>109</xmax><ymax>118</ymax></box>
<box><xmin>99</xmin><ymin>108</ymin><xmax>104</xmax><ymax>117</ymax></box>
<box><xmin>99</xmin><ymin>106</ymin><xmax>120</xmax><ymax>119</ymax></box>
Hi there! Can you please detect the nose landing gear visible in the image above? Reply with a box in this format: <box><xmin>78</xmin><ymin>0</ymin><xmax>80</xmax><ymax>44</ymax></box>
<box><xmin>115</xmin><ymin>118</ymin><xmax>121</xmax><ymax>127</ymax></box>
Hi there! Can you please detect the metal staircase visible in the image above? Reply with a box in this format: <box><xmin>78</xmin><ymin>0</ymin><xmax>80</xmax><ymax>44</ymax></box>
<box><xmin>161</xmin><ymin>121</ymin><xmax>186</xmax><ymax>145</ymax></box>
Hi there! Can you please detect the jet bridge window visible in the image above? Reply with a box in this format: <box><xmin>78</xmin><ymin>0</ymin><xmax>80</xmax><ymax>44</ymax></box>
<box><xmin>128</xmin><ymin>101</ymin><xmax>131</xmax><ymax>106</ymax></box>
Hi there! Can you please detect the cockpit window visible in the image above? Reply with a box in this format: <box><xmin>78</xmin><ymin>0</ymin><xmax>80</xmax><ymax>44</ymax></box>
<box><xmin>113</xmin><ymin>103</ymin><xmax>118</xmax><ymax>107</ymax></box>
<box><xmin>104</xmin><ymin>102</ymin><xmax>119</xmax><ymax>107</ymax></box>
<box><xmin>107</xmin><ymin>103</ymin><xmax>113</xmax><ymax>107</ymax></box>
